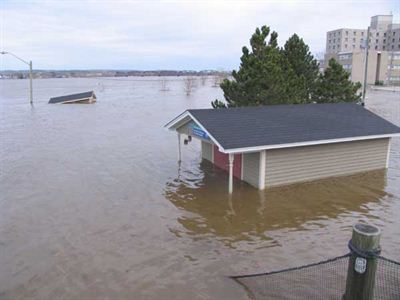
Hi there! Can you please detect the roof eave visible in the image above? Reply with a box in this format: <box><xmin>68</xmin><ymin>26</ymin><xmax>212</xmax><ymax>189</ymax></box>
<box><xmin>165</xmin><ymin>110</ymin><xmax>226</xmax><ymax>151</ymax></box>
<box><xmin>222</xmin><ymin>133</ymin><xmax>400</xmax><ymax>154</ymax></box>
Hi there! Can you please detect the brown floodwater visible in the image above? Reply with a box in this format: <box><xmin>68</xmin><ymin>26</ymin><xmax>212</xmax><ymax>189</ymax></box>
<box><xmin>0</xmin><ymin>78</ymin><xmax>399</xmax><ymax>300</ymax></box>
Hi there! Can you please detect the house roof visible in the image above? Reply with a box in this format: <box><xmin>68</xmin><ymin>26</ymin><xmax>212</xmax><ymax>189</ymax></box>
<box><xmin>49</xmin><ymin>91</ymin><xmax>96</xmax><ymax>104</ymax></box>
<box><xmin>166</xmin><ymin>103</ymin><xmax>400</xmax><ymax>153</ymax></box>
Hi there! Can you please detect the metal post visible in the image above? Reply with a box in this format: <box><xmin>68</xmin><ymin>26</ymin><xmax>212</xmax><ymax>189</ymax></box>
<box><xmin>177</xmin><ymin>133</ymin><xmax>181</xmax><ymax>162</ymax></box>
<box><xmin>29</xmin><ymin>61</ymin><xmax>33</xmax><ymax>104</ymax></box>
<box><xmin>344</xmin><ymin>223</ymin><xmax>381</xmax><ymax>300</ymax></box>
<box><xmin>362</xmin><ymin>27</ymin><xmax>370</xmax><ymax>105</ymax></box>
<box><xmin>228</xmin><ymin>153</ymin><xmax>234</xmax><ymax>194</ymax></box>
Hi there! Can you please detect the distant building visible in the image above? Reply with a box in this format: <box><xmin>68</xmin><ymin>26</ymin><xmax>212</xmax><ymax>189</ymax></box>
<box><xmin>324</xmin><ymin>15</ymin><xmax>400</xmax><ymax>85</ymax></box>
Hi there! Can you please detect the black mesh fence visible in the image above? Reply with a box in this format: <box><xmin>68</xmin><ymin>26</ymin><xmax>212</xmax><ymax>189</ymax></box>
<box><xmin>231</xmin><ymin>255</ymin><xmax>400</xmax><ymax>300</ymax></box>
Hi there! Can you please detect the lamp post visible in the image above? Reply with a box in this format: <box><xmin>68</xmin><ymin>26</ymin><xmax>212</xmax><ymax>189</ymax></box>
<box><xmin>361</xmin><ymin>27</ymin><xmax>370</xmax><ymax>105</ymax></box>
<box><xmin>1</xmin><ymin>51</ymin><xmax>33</xmax><ymax>104</ymax></box>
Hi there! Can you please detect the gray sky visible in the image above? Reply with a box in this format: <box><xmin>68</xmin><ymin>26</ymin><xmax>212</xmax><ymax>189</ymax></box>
<box><xmin>1</xmin><ymin>0</ymin><xmax>399</xmax><ymax>70</ymax></box>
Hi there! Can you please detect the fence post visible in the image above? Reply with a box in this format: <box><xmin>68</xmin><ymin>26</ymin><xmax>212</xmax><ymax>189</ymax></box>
<box><xmin>344</xmin><ymin>223</ymin><xmax>381</xmax><ymax>300</ymax></box>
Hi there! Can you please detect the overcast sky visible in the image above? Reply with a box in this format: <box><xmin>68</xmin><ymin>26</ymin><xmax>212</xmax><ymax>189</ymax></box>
<box><xmin>1</xmin><ymin>0</ymin><xmax>399</xmax><ymax>70</ymax></box>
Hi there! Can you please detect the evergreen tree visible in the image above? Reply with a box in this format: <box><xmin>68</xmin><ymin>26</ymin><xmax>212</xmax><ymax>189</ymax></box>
<box><xmin>282</xmin><ymin>34</ymin><xmax>319</xmax><ymax>98</ymax></box>
<box><xmin>312</xmin><ymin>58</ymin><xmax>361</xmax><ymax>103</ymax></box>
<box><xmin>212</xmin><ymin>26</ymin><xmax>307</xmax><ymax>108</ymax></box>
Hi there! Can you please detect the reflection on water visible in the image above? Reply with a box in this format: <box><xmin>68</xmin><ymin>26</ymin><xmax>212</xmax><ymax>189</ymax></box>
<box><xmin>165</xmin><ymin>161</ymin><xmax>388</xmax><ymax>248</ymax></box>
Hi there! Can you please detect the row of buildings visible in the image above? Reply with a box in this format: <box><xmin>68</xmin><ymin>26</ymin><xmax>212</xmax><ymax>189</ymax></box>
<box><xmin>323</xmin><ymin>15</ymin><xmax>400</xmax><ymax>86</ymax></box>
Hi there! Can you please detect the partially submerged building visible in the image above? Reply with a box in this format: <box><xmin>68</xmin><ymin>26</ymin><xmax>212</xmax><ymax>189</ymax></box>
<box><xmin>49</xmin><ymin>91</ymin><xmax>96</xmax><ymax>104</ymax></box>
<box><xmin>166</xmin><ymin>103</ymin><xmax>400</xmax><ymax>193</ymax></box>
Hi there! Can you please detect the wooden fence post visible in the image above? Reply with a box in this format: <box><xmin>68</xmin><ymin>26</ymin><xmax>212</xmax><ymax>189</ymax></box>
<box><xmin>344</xmin><ymin>223</ymin><xmax>381</xmax><ymax>300</ymax></box>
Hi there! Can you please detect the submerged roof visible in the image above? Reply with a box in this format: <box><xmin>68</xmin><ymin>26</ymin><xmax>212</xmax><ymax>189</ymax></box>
<box><xmin>166</xmin><ymin>103</ymin><xmax>400</xmax><ymax>153</ymax></box>
<box><xmin>49</xmin><ymin>91</ymin><xmax>96</xmax><ymax>104</ymax></box>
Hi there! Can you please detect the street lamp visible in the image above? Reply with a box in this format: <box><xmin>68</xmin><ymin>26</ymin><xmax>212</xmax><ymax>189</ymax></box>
<box><xmin>360</xmin><ymin>27</ymin><xmax>370</xmax><ymax>106</ymax></box>
<box><xmin>1</xmin><ymin>51</ymin><xmax>33</xmax><ymax>104</ymax></box>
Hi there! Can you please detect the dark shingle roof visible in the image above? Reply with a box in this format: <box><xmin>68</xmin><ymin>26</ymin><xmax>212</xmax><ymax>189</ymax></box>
<box><xmin>49</xmin><ymin>91</ymin><xmax>95</xmax><ymax>104</ymax></box>
<box><xmin>187</xmin><ymin>103</ymin><xmax>400</xmax><ymax>150</ymax></box>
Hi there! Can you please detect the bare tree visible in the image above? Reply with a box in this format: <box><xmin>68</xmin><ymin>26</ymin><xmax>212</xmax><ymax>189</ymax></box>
<box><xmin>212</xmin><ymin>72</ymin><xmax>227</xmax><ymax>87</ymax></box>
<box><xmin>200</xmin><ymin>75</ymin><xmax>208</xmax><ymax>86</ymax></box>
<box><xmin>98</xmin><ymin>81</ymin><xmax>105</xmax><ymax>92</ymax></box>
<box><xmin>183</xmin><ymin>77</ymin><xmax>196</xmax><ymax>95</ymax></box>
<box><xmin>159</xmin><ymin>78</ymin><xmax>169</xmax><ymax>91</ymax></box>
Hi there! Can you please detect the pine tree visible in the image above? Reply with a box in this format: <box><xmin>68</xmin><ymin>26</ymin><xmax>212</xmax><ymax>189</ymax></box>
<box><xmin>312</xmin><ymin>58</ymin><xmax>361</xmax><ymax>103</ymax></box>
<box><xmin>212</xmin><ymin>26</ymin><xmax>307</xmax><ymax>108</ymax></box>
<box><xmin>282</xmin><ymin>34</ymin><xmax>319</xmax><ymax>99</ymax></box>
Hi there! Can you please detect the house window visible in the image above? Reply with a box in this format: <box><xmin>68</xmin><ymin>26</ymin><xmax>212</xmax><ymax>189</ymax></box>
<box><xmin>383</xmin><ymin>46</ymin><xmax>386</xmax><ymax>50</ymax></box>
<box><xmin>393</xmin><ymin>38</ymin><xmax>395</xmax><ymax>42</ymax></box>
<box><xmin>375</xmin><ymin>39</ymin><xmax>378</xmax><ymax>43</ymax></box>
<box><xmin>376</xmin><ymin>32</ymin><xmax>379</xmax><ymax>36</ymax></box>
<box><xmin>375</xmin><ymin>45</ymin><xmax>378</xmax><ymax>50</ymax></box>
<box><xmin>384</xmin><ymin>32</ymin><xmax>387</xmax><ymax>37</ymax></box>
<box><xmin>345</xmin><ymin>31</ymin><xmax>348</xmax><ymax>35</ymax></box>
<box><xmin>345</xmin><ymin>38</ymin><xmax>348</xmax><ymax>42</ymax></box>
<box><xmin>361</xmin><ymin>31</ymin><xmax>364</xmax><ymax>36</ymax></box>
<box><xmin>353</xmin><ymin>44</ymin><xmax>355</xmax><ymax>49</ymax></box>
<box><xmin>353</xmin><ymin>38</ymin><xmax>356</xmax><ymax>42</ymax></box>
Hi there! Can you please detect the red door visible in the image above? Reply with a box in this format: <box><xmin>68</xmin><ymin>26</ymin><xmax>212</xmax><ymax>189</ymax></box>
<box><xmin>213</xmin><ymin>145</ymin><xmax>242</xmax><ymax>179</ymax></box>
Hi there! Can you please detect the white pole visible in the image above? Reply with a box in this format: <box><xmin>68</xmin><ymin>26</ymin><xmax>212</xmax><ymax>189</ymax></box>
<box><xmin>362</xmin><ymin>27</ymin><xmax>370</xmax><ymax>105</ymax></box>
<box><xmin>228</xmin><ymin>153</ymin><xmax>234</xmax><ymax>194</ymax></box>
<box><xmin>29</xmin><ymin>61</ymin><xmax>33</xmax><ymax>104</ymax></box>
<box><xmin>177</xmin><ymin>133</ymin><xmax>181</xmax><ymax>162</ymax></box>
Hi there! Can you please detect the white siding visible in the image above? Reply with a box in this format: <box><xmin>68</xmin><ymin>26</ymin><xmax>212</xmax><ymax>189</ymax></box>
<box><xmin>242</xmin><ymin>152</ymin><xmax>260</xmax><ymax>188</ymax></box>
<box><xmin>201</xmin><ymin>141</ymin><xmax>213</xmax><ymax>162</ymax></box>
<box><xmin>265</xmin><ymin>138</ymin><xmax>389</xmax><ymax>187</ymax></box>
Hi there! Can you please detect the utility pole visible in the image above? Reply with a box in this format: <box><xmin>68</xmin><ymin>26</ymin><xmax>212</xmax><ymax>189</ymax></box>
<box><xmin>362</xmin><ymin>27</ymin><xmax>370</xmax><ymax>105</ymax></box>
<box><xmin>29</xmin><ymin>61</ymin><xmax>33</xmax><ymax>104</ymax></box>
<box><xmin>1</xmin><ymin>51</ymin><xmax>33</xmax><ymax>104</ymax></box>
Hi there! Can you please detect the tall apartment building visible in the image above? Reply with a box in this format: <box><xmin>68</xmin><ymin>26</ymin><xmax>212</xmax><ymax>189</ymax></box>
<box><xmin>324</xmin><ymin>15</ymin><xmax>400</xmax><ymax>85</ymax></box>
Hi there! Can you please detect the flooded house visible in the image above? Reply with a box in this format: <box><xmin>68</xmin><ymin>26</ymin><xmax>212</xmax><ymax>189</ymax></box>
<box><xmin>166</xmin><ymin>103</ymin><xmax>400</xmax><ymax>193</ymax></box>
<box><xmin>48</xmin><ymin>91</ymin><xmax>96</xmax><ymax>104</ymax></box>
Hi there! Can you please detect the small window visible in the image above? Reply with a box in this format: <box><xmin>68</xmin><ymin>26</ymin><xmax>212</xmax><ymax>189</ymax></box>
<box><xmin>345</xmin><ymin>38</ymin><xmax>348</xmax><ymax>42</ymax></box>
<box><xmin>353</xmin><ymin>31</ymin><xmax>356</xmax><ymax>35</ymax></box>
<box><xmin>392</xmin><ymin>45</ymin><xmax>394</xmax><ymax>49</ymax></box>
<box><xmin>384</xmin><ymin>32</ymin><xmax>387</xmax><ymax>37</ymax></box>
<box><xmin>376</xmin><ymin>32</ymin><xmax>379</xmax><ymax>37</ymax></box>
<box><xmin>375</xmin><ymin>45</ymin><xmax>378</xmax><ymax>50</ymax></box>
<box><xmin>353</xmin><ymin>38</ymin><xmax>356</xmax><ymax>42</ymax></box>
<box><xmin>393</xmin><ymin>38</ymin><xmax>395</xmax><ymax>42</ymax></box>
<box><xmin>383</xmin><ymin>46</ymin><xmax>386</xmax><ymax>50</ymax></box>
<box><xmin>345</xmin><ymin>31</ymin><xmax>348</xmax><ymax>35</ymax></box>
<box><xmin>361</xmin><ymin>32</ymin><xmax>364</xmax><ymax>36</ymax></box>
<box><xmin>383</xmin><ymin>39</ymin><xmax>386</xmax><ymax>43</ymax></box>
<box><xmin>353</xmin><ymin>45</ymin><xmax>355</xmax><ymax>49</ymax></box>
<box><xmin>345</xmin><ymin>44</ymin><xmax>347</xmax><ymax>48</ymax></box>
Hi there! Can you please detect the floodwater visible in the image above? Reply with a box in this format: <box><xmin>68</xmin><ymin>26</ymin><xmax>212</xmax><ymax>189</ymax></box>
<box><xmin>0</xmin><ymin>77</ymin><xmax>399</xmax><ymax>300</ymax></box>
